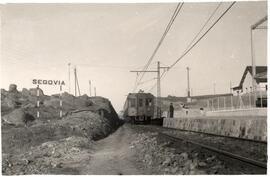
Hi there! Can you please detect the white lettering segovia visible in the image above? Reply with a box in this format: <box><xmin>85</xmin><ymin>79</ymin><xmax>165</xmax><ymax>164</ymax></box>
<box><xmin>32</xmin><ymin>79</ymin><xmax>65</xmax><ymax>85</ymax></box>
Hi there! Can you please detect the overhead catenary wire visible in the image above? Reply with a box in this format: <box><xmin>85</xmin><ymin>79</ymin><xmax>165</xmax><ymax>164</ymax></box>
<box><xmin>147</xmin><ymin>2</ymin><xmax>235</xmax><ymax>93</ymax></box>
<box><xmin>137</xmin><ymin>3</ymin><xmax>183</xmax><ymax>80</ymax></box>
<box><xmin>133</xmin><ymin>3</ymin><xmax>184</xmax><ymax>92</ymax></box>
<box><xmin>169</xmin><ymin>1</ymin><xmax>236</xmax><ymax>69</ymax></box>
<box><xmin>182</xmin><ymin>2</ymin><xmax>222</xmax><ymax>53</ymax></box>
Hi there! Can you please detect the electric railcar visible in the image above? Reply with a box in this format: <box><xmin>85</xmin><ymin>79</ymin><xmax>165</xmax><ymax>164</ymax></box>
<box><xmin>123</xmin><ymin>92</ymin><xmax>155</xmax><ymax>124</ymax></box>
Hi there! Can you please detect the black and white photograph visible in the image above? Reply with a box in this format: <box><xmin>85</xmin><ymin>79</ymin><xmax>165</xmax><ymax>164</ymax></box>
<box><xmin>0</xmin><ymin>0</ymin><xmax>268</xmax><ymax>175</ymax></box>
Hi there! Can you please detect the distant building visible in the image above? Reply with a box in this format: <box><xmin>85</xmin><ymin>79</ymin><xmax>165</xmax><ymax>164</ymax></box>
<box><xmin>233</xmin><ymin>66</ymin><xmax>267</xmax><ymax>94</ymax></box>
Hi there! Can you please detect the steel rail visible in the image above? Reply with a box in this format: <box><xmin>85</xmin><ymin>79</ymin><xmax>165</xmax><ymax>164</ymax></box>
<box><xmin>159</xmin><ymin>126</ymin><xmax>267</xmax><ymax>144</ymax></box>
<box><xmin>159</xmin><ymin>132</ymin><xmax>267</xmax><ymax>169</ymax></box>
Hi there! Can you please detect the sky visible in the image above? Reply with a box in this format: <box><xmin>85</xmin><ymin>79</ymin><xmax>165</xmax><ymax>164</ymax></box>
<box><xmin>0</xmin><ymin>1</ymin><xmax>267</xmax><ymax>112</ymax></box>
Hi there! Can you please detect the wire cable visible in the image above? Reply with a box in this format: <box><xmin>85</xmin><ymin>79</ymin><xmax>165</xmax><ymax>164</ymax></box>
<box><xmin>147</xmin><ymin>2</ymin><xmax>235</xmax><ymax>94</ymax></box>
<box><xmin>183</xmin><ymin>2</ymin><xmax>222</xmax><ymax>54</ymax></box>
<box><xmin>133</xmin><ymin>3</ymin><xmax>184</xmax><ymax>92</ymax></box>
<box><xmin>169</xmin><ymin>1</ymin><xmax>236</xmax><ymax>69</ymax></box>
<box><xmin>138</xmin><ymin>3</ymin><xmax>183</xmax><ymax>79</ymax></box>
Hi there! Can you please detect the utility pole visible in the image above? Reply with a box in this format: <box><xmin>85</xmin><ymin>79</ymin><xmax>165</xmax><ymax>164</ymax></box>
<box><xmin>230</xmin><ymin>81</ymin><xmax>232</xmax><ymax>94</ymax></box>
<box><xmin>157</xmin><ymin>62</ymin><xmax>161</xmax><ymax>96</ymax></box>
<box><xmin>74</xmin><ymin>66</ymin><xmax>81</xmax><ymax>96</ymax></box>
<box><xmin>250</xmin><ymin>15</ymin><xmax>267</xmax><ymax>92</ymax></box>
<box><xmin>130</xmin><ymin>61</ymin><xmax>169</xmax><ymax>119</ymax></box>
<box><xmin>89</xmin><ymin>80</ymin><xmax>91</xmax><ymax>96</ymax></box>
<box><xmin>186</xmin><ymin>67</ymin><xmax>191</xmax><ymax>103</ymax></box>
<box><xmin>75</xmin><ymin>69</ymin><xmax>81</xmax><ymax>96</ymax></box>
<box><xmin>213</xmin><ymin>82</ymin><xmax>216</xmax><ymax>95</ymax></box>
<box><xmin>74</xmin><ymin>66</ymin><xmax>77</xmax><ymax>96</ymax></box>
<box><xmin>68</xmin><ymin>63</ymin><xmax>71</xmax><ymax>94</ymax></box>
<box><xmin>94</xmin><ymin>87</ymin><xmax>96</xmax><ymax>97</ymax></box>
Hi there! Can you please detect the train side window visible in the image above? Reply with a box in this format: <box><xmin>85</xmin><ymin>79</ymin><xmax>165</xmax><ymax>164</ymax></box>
<box><xmin>139</xmin><ymin>99</ymin><xmax>143</xmax><ymax>107</ymax></box>
<box><xmin>129</xmin><ymin>99</ymin><xmax>136</xmax><ymax>107</ymax></box>
<box><xmin>146</xmin><ymin>99</ymin><xmax>152</xmax><ymax>106</ymax></box>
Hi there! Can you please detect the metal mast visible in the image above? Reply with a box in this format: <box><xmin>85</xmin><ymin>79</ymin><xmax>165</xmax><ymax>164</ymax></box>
<box><xmin>89</xmin><ymin>80</ymin><xmax>91</xmax><ymax>96</ymax></box>
<box><xmin>250</xmin><ymin>15</ymin><xmax>267</xmax><ymax>91</ymax></box>
<box><xmin>130</xmin><ymin>61</ymin><xmax>169</xmax><ymax>118</ymax></box>
<box><xmin>68</xmin><ymin>63</ymin><xmax>71</xmax><ymax>93</ymax></box>
<box><xmin>74</xmin><ymin>67</ymin><xmax>77</xmax><ymax>96</ymax></box>
<box><xmin>187</xmin><ymin>67</ymin><xmax>190</xmax><ymax>97</ymax></box>
<box><xmin>74</xmin><ymin>66</ymin><xmax>81</xmax><ymax>96</ymax></box>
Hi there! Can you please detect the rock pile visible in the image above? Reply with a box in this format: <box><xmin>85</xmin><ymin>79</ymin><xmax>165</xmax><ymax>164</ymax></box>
<box><xmin>1</xmin><ymin>84</ymin><xmax>122</xmax><ymax>175</ymax></box>
<box><xmin>130</xmin><ymin>133</ymin><xmax>224</xmax><ymax>175</ymax></box>
<box><xmin>2</xmin><ymin>108</ymin><xmax>35</xmax><ymax>126</ymax></box>
<box><xmin>9</xmin><ymin>84</ymin><xmax>19</xmax><ymax>93</ymax></box>
<box><xmin>3</xmin><ymin>136</ymin><xmax>93</xmax><ymax>175</ymax></box>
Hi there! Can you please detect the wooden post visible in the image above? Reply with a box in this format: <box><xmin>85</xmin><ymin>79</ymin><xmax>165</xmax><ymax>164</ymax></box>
<box><xmin>60</xmin><ymin>85</ymin><xmax>63</xmax><ymax>118</ymax></box>
<box><xmin>37</xmin><ymin>85</ymin><xmax>40</xmax><ymax>118</ymax></box>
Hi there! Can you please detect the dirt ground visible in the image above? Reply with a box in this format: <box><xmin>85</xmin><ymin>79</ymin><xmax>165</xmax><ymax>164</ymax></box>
<box><xmin>78</xmin><ymin>124</ymin><xmax>148</xmax><ymax>175</ymax></box>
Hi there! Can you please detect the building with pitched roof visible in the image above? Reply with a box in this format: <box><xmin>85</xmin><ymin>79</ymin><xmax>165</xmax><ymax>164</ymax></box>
<box><xmin>232</xmin><ymin>66</ymin><xmax>267</xmax><ymax>94</ymax></box>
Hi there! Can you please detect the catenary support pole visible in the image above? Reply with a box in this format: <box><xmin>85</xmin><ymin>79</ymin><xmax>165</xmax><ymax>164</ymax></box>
<box><xmin>187</xmin><ymin>67</ymin><xmax>190</xmax><ymax>98</ymax></box>
<box><xmin>130</xmin><ymin>61</ymin><xmax>169</xmax><ymax>118</ymax></box>
<box><xmin>89</xmin><ymin>80</ymin><xmax>91</xmax><ymax>96</ymax></box>
<box><xmin>74</xmin><ymin>67</ymin><xmax>77</xmax><ymax>97</ymax></box>
<box><xmin>157</xmin><ymin>61</ymin><xmax>161</xmax><ymax>118</ymax></box>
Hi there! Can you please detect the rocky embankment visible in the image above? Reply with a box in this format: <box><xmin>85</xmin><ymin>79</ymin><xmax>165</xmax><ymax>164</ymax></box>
<box><xmin>130</xmin><ymin>132</ymin><xmax>226</xmax><ymax>175</ymax></box>
<box><xmin>1</xmin><ymin>84</ymin><xmax>122</xmax><ymax>175</ymax></box>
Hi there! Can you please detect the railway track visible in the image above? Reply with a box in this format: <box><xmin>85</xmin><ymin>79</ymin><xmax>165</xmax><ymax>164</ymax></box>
<box><xmin>159</xmin><ymin>132</ymin><xmax>267</xmax><ymax>169</ymax></box>
<box><xmin>145</xmin><ymin>124</ymin><xmax>267</xmax><ymax>144</ymax></box>
<box><xmin>161</xmin><ymin>126</ymin><xmax>267</xmax><ymax>144</ymax></box>
<box><xmin>135</xmin><ymin>124</ymin><xmax>267</xmax><ymax>172</ymax></box>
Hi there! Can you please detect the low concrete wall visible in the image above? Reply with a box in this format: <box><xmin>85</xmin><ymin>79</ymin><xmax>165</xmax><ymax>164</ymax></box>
<box><xmin>163</xmin><ymin>109</ymin><xmax>204</xmax><ymax>118</ymax></box>
<box><xmin>205</xmin><ymin>108</ymin><xmax>267</xmax><ymax>117</ymax></box>
<box><xmin>163</xmin><ymin>117</ymin><xmax>267</xmax><ymax>141</ymax></box>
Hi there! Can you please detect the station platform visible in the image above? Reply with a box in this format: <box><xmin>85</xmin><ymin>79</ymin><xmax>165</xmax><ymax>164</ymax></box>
<box><xmin>163</xmin><ymin>116</ymin><xmax>267</xmax><ymax>142</ymax></box>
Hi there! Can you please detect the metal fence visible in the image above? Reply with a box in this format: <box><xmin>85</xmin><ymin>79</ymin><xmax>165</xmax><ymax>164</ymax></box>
<box><xmin>206</xmin><ymin>90</ymin><xmax>267</xmax><ymax>111</ymax></box>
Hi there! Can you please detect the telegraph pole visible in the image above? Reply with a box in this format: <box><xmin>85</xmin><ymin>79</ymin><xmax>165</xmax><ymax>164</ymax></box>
<box><xmin>89</xmin><ymin>80</ymin><xmax>91</xmax><ymax>96</ymax></box>
<box><xmin>75</xmin><ymin>68</ymin><xmax>81</xmax><ymax>96</ymax></box>
<box><xmin>74</xmin><ymin>66</ymin><xmax>81</xmax><ymax>96</ymax></box>
<box><xmin>130</xmin><ymin>61</ymin><xmax>169</xmax><ymax>118</ymax></box>
<box><xmin>74</xmin><ymin>66</ymin><xmax>77</xmax><ymax>96</ymax></box>
<box><xmin>157</xmin><ymin>61</ymin><xmax>161</xmax><ymax>109</ymax></box>
<box><xmin>186</xmin><ymin>67</ymin><xmax>191</xmax><ymax>102</ymax></box>
<box><xmin>68</xmin><ymin>63</ymin><xmax>71</xmax><ymax>94</ymax></box>
<box><xmin>213</xmin><ymin>82</ymin><xmax>216</xmax><ymax>95</ymax></box>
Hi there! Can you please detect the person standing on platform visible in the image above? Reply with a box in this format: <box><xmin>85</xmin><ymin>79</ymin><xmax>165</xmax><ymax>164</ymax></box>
<box><xmin>169</xmin><ymin>103</ymin><xmax>174</xmax><ymax>118</ymax></box>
